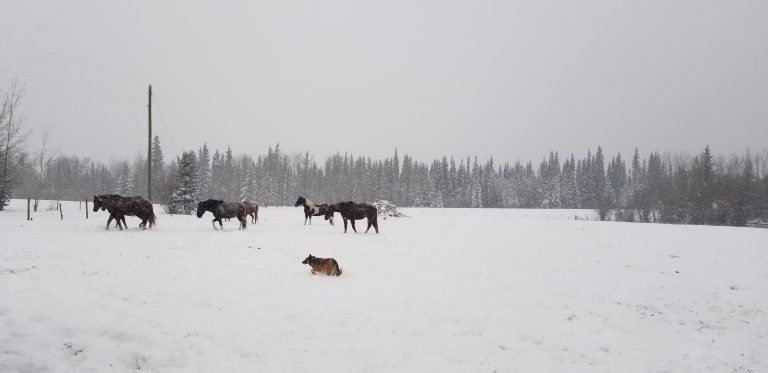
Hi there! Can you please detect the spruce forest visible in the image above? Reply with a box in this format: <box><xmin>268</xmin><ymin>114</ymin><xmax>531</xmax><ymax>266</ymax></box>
<box><xmin>9</xmin><ymin>137</ymin><xmax>768</xmax><ymax>226</ymax></box>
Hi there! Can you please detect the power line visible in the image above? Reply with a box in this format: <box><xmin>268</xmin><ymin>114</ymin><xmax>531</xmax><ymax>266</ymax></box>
<box><xmin>0</xmin><ymin>65</ymin><xmax>143</xmax><ymax>106</ymax></box>
<box><xmin>150</xmin><ymin>92</ymin><xmax>180</xmax><ymax>157</ymax></box>
<box><xmin>0</xmin><ymin>33</ymin><xmax>145</xmax><ymax>85</ymax></box>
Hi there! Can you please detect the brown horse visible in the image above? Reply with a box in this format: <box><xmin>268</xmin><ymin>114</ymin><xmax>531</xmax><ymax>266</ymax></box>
<box><xmin>325</xmin><ymin>201</ymin><xmax>379</xmax><ymax>233</ymax></box>
<box><xmin>93</xmin><ymin>194</ymin><xmax>156</xmax><ymax>230</ymax></box>
<box><xmin>243</xmin><ymin>201</ymin><xmax>259</xmax><ymax>223</ymax></box>
<box><xmin>197</xmin><ymin>199</ymin><xmax>247</xmax><ymax>230</ymax></box>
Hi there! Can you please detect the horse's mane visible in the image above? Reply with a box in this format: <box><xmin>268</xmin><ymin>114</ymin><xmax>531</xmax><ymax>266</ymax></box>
<box><xmin>200</xmin><ymin>199</ymin><xmax>224</xmax><ymax>208</ymax></box>
<box><xmin>305</xmin><ymin>198</ymin><xmax>319</xmax><ymax>214</ymax></box>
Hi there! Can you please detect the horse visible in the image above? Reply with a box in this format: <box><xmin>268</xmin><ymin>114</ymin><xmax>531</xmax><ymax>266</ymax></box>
<box><xmin>295</xmin><ymin>196</ymin><xmax>334</xmax><ymax>226</ymax></box>
<box><xmin>93</xmin><ymin>194</ymin><xmax>156</xmax><ymax>230</ymax></box>
<box><xmin>243</xmin><ymin>201</ymin><xmax>259</xmax><ymax>223</ymax></box>
<box><xmin>325</xmin><ymin>201</ymin><xmax>379</xmax><ymax>233</ymax></box>
<box><xmin>93</xmin><ymin>194</ymin><xmax>127</xmax><ymax>229</ymax></box>
<box><xmin>196</xmin><ymin>199</ymin><xmax>247</xmax><ymax>230</ymax></box>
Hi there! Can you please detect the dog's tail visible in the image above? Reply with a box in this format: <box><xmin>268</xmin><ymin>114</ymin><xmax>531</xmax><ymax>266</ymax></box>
<box><xmin>333</xmin><ymin>259</ymin><xmax>342</xmax><ymax>276</ymax></box>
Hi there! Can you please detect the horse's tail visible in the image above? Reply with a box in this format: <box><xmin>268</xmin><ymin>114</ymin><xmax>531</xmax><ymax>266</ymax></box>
<box><xmin>369</xmin><ymin>206</ymin><xmax>379</xmax><ymax>232</ymax></box>
<box><xmin>240</xmin><ymin>204</ymin><xmax>247</xmax><ymax>229</ymax></box>
<box><xmin>148</xmin><ymin>204</ymin><xmax>156</xmax><ymax>228</ymax></box>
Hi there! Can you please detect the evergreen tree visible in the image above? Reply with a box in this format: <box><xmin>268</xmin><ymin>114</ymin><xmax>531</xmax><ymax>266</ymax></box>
<box><xmin>168</xmin><ymin>151</ymin><xmax>198</xmax><ymax>215</ymax></box>
<box><xmin>222</xmin><ymin>147</ymin><xmax>235</xmax><ymax>200</ymax></box>
<box><xmin>197</xmin><ymin>144</ymin><xmax>211</xmax><ymax>199</ymax></box>
<box><xmin>115</xmin><ymin>162</ymin><xmax>134</xmax><ymax>195</ymax></box>
<box><xmin>150</xmin><ymin>136</ymin><xmax>165</xmax><ymax>202</ymax></box>
<box><xmin>240</xmin><ymin>159</ymin><xmax>258</xmax><ymax>201</ymax></box>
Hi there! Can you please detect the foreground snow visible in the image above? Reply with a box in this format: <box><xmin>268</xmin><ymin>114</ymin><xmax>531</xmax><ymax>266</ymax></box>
<box><xmin>0</xmin><ymin>200</ymin><xmax>766</xmax><ymax>372</ymax></box>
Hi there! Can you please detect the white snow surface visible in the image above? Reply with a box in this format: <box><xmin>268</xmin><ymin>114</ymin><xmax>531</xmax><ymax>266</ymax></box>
<box><xmin>1</xmin><ymin>199</ymin><xmax>766</xmax><ymax>372</ymax></box>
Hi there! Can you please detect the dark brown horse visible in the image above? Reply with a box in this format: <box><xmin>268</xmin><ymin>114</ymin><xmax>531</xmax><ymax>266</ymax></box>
<box><xmin>93</xmin><ymin>194</ymin><xmax>127</xmax><ymax>229</ymax></box>
<box><xmin>197</xmin><ymin>199</ymin><xmax>247</xmax><ymax>230</ymax></box>
<box><xmin>325</xmin><ymin>201</ymin><xmax>379</xmax><ymax>233</ymax></box>
<box><xmin>243</xmin><ymin>201</ymin><xmax>259</xmax><ymax>223</ymax></box>
<box><xmin>93</xmin><ymin>194</ymin><xmax>156</xmax><ymax>230</ymax></box>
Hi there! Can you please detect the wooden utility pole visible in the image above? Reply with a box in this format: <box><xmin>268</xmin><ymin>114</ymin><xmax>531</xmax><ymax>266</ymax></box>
<box><xmin>147</xmin><ymin>84</ymin><xmax>152</xmax><ymax>201</ymax></box>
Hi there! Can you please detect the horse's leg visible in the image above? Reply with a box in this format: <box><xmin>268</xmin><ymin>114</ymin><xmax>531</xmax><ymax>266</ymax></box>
<box><xmin>366</xmin><ymin>219</ymin><xmax>372</xmax><ymax>233</ymax></box>
<box><xmin>218</xmin><ymin>218</ymin><xmax>224</xmax><ymax>230</ymax></box>
<box><xmin>106</xmin><ymin>214</ymin><xmax>113</xmax><ymax>230</ymax></box>
<box><xmin>113</xmin><ymin>214</ymin><xmax>124</xmax><ymax>231</ymax></box>
<box><xmin>343</xmin><ymin>218</ymin><xmax>348</xmax><ymax>233</ymax></box>
<box><xmin>329</xmin><ymin>216</ymin><xmax>334</xmax><ymax>226</ymax></box>
<box><xmin>212</xmin><ymin>218</ymin><xmax>218</xmax><ymax>230</ymax></box>
<box><xmin>304</xmin><ymin>215</ymin><xmax>308</xmax><ymax>225</ymax></box>
<box><xmin>350</xmin><ymin>219</ymin><xmax>357</xmax><ymax>233</ymax></box>
<box><xmin>309</xmin><ymin>215</ymin><xmax>312</xmax><ymax>225</ymax></box>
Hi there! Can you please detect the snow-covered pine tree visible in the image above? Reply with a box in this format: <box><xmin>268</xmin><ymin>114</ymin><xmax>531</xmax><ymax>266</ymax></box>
<box><xmin>560</xmin><ymin>154</ymin><xmax>577</xmax><ymax>208</ymax></box>
<box><xmin>115</xmin><ymin>162</ymin><xmax>134</xmax><ymax>195</ymax></box>
<box><xmin>168</xmin><ymin>150</ymin><xmax>198</xmax><ymax>215</ymax></box>
<box><xmin>240</xmin><ymin>159</ymin><xmax>258</xmax><ymax>202</ymax></box>
<box><xmin>150</xmin><ymin>136</ymin><xmax>165</xmax><ymax>202</ymax></box>
<box><xmin>593</xmin><ymin>146</ymin><xmax>609</xmax><ymax>219</ymax></box>
<box><xmin>222</xmin><ymin>147</ymin><xmax>235</xmax><ymax>200</ymax></box>
<box><xmin>197</xmin><ymin>144</ymin><xmax>211</xmax><ymax>200</ymax></box>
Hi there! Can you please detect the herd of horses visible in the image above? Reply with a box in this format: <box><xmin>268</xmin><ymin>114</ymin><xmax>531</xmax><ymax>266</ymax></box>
<box><xmin>91</xmin><ymin>194</ymin><xmax>379</xmax><ymax>233</ymax></box>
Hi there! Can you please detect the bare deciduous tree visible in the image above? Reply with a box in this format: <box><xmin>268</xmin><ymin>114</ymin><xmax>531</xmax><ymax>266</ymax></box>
<box><xmin>0</xmin><ymin>79</ymin><xmax>29</xmax><ymax>210</ymax></box>
<box><xmin>34</xmin><ymin>127</ymin><xmax>57</xmax><ymax>211</ymax></box>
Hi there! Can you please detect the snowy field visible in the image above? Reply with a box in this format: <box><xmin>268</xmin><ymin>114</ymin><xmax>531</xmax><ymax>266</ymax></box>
<box><xmin>1</xmin><ymin>199</ymin><xmax>766</xmax><ymax>372</ymax></box>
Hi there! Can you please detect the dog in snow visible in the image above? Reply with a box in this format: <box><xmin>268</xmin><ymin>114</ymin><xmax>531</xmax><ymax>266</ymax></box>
<box><xmin>301</xmin><ymin>254</ymin><xmax>342</xmax><ymax>276</ymax></box>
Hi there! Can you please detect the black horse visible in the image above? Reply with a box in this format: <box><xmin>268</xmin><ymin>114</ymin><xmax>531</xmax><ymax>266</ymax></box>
<box><xmin>196</xmin><ymin>199</ymin><xmax>247</xmax><ymax>230</ymax></box>
<box><xmin>243</xmin><ymin>201</ymin><xmax>259</xmax><ymax>224</ymax></box>
<box><xmin>295</xmin><ymin>196</ymin><xmax>333</xmax><ymax>225</ymax></box>
<box><xmin>325</xmin><ymin>201</ymin><xmax>379</xmax><ymax>233</ymax></box>
<box><xmin>93</xmin><ymin>194</ymin><xmax>126</xmax><ymax>229</ymax></box>
<box><xmin>93</xmin><ymin>194</ymin><xmax>156</xmax><ymax>230</ymax></box>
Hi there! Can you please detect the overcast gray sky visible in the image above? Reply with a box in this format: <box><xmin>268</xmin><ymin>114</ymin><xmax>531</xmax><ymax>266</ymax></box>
<box><xmin>1</xmin><ymin>0</ymin><xmax>766</xmax><ymax>164</ymax></box>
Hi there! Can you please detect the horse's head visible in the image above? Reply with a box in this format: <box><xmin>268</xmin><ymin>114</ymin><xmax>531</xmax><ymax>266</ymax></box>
<box><xmin>302</xmin><ymin>254</ymin><xmax>313</xmax><ymax>264</ymax></box>
<box><xmin>92</xmin><ymin>195</ymin><xmax>103</xmax><ymax>212</ymax></box>
<box><xmin>197</xmin><ymin>199</ymin><xmax>223</xmax><ymax>218</ymax></box>
<box><xmin>196</xmin><ymin>201</ymin><xmax>207</xmax><ymax>218</ymax></box>
<box><xmin>294</xmin><ymin>196</ymin><xmax>304</xmax><ymax>207</ymax></box>
<box><xmin>324</xmin><ymin>204</ymin><xmax>336</xmax><ymax>220</ymax></box>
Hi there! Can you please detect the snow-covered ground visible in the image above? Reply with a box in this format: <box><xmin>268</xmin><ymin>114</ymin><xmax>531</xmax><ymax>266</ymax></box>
<box><xmin>1</xmin><ymin>199</ymin><xmax>766</xmax><ymax>372</ymax></box>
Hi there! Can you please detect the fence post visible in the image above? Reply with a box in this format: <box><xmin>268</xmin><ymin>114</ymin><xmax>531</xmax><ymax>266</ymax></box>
<box><xmin>86</xmin><ymin>198</ymin><xmax>89</xmax><ymax>219</ymax></box>
<box><xmin>60</xmin><ymin>202</ymin><xmax>63</xmax><ymax>220</ymax></box>
<box><xmin>27</xmin><ymin>198</ymin><xmax>31</xmax><ymax>221</ymax></box>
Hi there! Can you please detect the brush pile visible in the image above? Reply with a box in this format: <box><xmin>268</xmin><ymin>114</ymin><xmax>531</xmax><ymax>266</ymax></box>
<box><xmin>372</xmin><ymin>200</ymin><xmax>410</xmax><ymax>219</ymax></box>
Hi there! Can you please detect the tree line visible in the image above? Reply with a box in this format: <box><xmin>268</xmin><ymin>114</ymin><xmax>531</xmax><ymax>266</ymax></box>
<box><xmin>6</xmin><ymin>130</ymin><xmax>768</xmax><ymax>226</ymax></box>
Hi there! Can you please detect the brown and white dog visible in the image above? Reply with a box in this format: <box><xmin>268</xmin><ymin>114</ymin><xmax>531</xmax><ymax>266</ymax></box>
<box><xmin>301</xmin><ymin>254</ymin><xmax>342</xmax><ymax>276</ymax></box>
